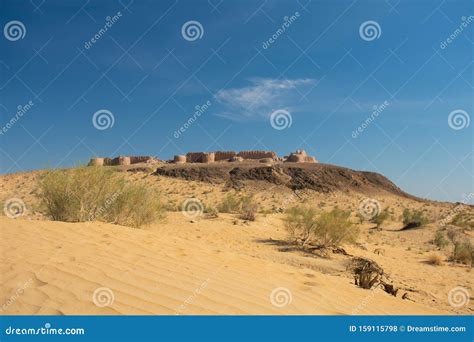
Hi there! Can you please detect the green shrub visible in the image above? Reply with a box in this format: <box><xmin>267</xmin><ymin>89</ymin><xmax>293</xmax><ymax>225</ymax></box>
<box><xmin>38</xmin><ymin>167</ymin><xmax>163</xmax><ymax>228</ymax></box>
<box><xmin>284</xmin><ymin>207</ymin><xmax>358</xmax><ymax>247</ymax></box>
<box><xmin>451</xmin><ymin>240</ymin><xmax>474</xmax><ymax>266</ymax></box>
<box><xmin>238</xmin><ymin>195</ymin><xmax>258</xmax><ymax>221</ymax></box>
<box><xmin>450</xmin><ymin>213</ymin><xmax>474</xmax><ymax>230</ymax></box>
<box><xmin>217</xmin><ymin>193</ymin><xmax>259</xmax><ymax>221</ymax></box>
<box><xmin>402</xmin><ymin>208</ymin><xmax>428</xmax><ymax>228</ymax></box>
<box><xmin>217</xmin><ymin>193</ymin><xmax>241</xmax><ymax>213</ymax></box>
<box><xmin>370</xmin><ymin>208</ymin><xmax>389</xmax><ymax>229</ymax></box>
<box><xmin>284</xmin><ymin>206</ymin><xmax>318</xmax><ymax>244</ymax></box>
<box><xmin>433</xmin><ymin>230</ymin><xmax>449</xmax><ymax>249</ymax></box>
<box><xmin>315</xmin><ymin>209</ymin><xmax>358</xmax><ymax>247</ymax></box>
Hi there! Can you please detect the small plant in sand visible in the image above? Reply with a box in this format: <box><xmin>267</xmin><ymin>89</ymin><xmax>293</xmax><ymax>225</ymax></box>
<box><xmin>203</xmin><ymin>205</ymin><xmax>219</xmax><ymax>218</ymax></box>
<box><xmin>433</xmin><ymin>230</ymin><xmax>449</xmax><ymax>249</ymax></box>
<box><xmin>427</xmin><ymin>254</ymin><xmax>443</xmax><ymax>266</ymax></box>
<box><xmin>238</xmin><ymin>195</ymin><xmax>259</xmax><ymax>221</ymax></box>
<box><xmin>284</xmin><ymin>207</ymin><xmax>358</xmax><ymax>248</ymax></box>
<box><xmin>451</xmin><ymin>240</ymin><xmax>473</xmax><ymax>266</ymax></box>
<box><xmin>446</xmin><ymin>229</ymin><xmax>474</xmax><ymax>266</ymax></box>
<box><xmin>217</xmin><ymin>193</ymin><xmax>241</xmax><ymax>213</ymax></box>
<box><xmin>450</xmin><ymin>212</ymin><xmax>474</xmax><ymax>230</ymax></box>
<box><xmin>218</xmin><ymin>193</ymin><xmax>259</xmax><ymax>221</ymax></box>
<box><xmin>38</xmin><ymin>166</ymin><xmax>163</xmax><ymax>228</ymax></box>
<box><xmin>370</xmin><ymin>208</ymin><xmax>389</xmax><ymax>230</ymax></box>
<box><xmin>402</xmin><ymin>208</ymin><xmax>428</xmax><ymax>229</ymax></box>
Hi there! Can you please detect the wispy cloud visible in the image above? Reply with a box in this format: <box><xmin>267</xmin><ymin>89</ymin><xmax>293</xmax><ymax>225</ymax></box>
<box><xmin>214</xmin><ymin>78</ymin><xmax>314</xmax><ymax>121</ymax></box>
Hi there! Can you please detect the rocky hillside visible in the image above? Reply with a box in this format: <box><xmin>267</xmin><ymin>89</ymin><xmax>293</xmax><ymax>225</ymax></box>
<box><xmin>153</xmin><ymin>162</ymin><xmax>420</xmax><ymax>200</ymax></box>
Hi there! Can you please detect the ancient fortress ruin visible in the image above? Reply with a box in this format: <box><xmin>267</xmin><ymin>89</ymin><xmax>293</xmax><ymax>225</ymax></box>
<box><xmin>88</xmin><ymin>150</ymin><xmax>318</xmax><ymax>166</ymax></box>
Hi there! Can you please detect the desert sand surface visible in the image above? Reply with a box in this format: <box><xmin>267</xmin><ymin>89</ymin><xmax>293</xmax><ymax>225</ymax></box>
<box><xmin>0</xmin><ymin>165</ymin><xmax>473</xmax><ymax>315</ymax></box>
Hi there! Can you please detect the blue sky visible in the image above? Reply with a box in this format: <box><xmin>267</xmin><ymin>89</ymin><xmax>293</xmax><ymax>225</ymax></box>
<box><xmin>0</xmin><ymin>0</ymin><xmax>472</xmax><ymax>202</ymax></box>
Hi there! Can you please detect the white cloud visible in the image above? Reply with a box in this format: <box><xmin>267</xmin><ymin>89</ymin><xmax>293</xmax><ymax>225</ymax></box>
<box><xmin>214</xmin><ymin>78</ymin><xmax>314</xmax><ymax>121</ymax></box>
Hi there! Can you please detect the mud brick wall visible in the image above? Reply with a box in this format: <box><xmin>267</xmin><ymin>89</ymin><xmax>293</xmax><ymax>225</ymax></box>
<box><xmin>186</xmin><ymin>152</ymin><xmax>215</xmax><ymax>163</ymax></box>
<box><xmin>214</xmin><ymin>151</ymin><xmax>237</xmax><ymax>161</ymax></box>
<box><xmin>237</xmin><ymin>150</ymin><xmax>277</xmax><ymax>160</ymax></box>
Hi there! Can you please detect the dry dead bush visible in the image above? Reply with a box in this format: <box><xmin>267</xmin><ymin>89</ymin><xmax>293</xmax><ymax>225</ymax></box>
<box><xmin>427</xmin><ymin>254</ymin><xmax>443</xmax><ymax>266</ymax></box>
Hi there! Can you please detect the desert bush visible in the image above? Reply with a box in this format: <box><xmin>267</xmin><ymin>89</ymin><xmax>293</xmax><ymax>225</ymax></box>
<box><xmin>217</xmin><ymin>193</ymin><xmax>241</xmax><ymax>213</ymax></box>
<box><xmin>203</xmin><ymin>205</ymin><xmax>219</xmax><ymax>218</ymax></box>
<box><xmin>433</xmin><ymin>230</ymin><xmax>449</xmax><ymax>249</ymax></box>
<box><xmin>402</xmin><ymin>208</ymin><xmax>428</xmax><ymax>229</ymax></box>
<box><xmin>284</xmin><ymin>207</ymin><xmax>358</xmax><ymax>247</ymax></box>
<box><xmin>450</xmin><ymin>213</ymin><xmax>474</xmax><ymax>230</ymax></box>
<box><xmin>316</xmin><ymin>209</ymin><xmax>358</xmax><ymax>246</ymax></box>
<box><xmin>218</xmin><ymin>193</ymin><xmax>258</xmax><ymax>221</ymax></box>
<box><xmin>238</xmin><ymin>195</ymin><xmax>258</xmax><ymax>221</ymax></box>
<box><xmin>38</xmin><ymin>167</ymin><xmax>163</xmax><ymax>228</ymax></box>
<box><xmin>284</xmin><ymin>206</ymin><xmax>317</xmax><ymax>243</ymax></box>
<box><xmin>427</xmin><ymin>254</ymin><xmax>443</xmax><ymax>266</ymax></box>
<box><xmin>370</xmin><ymin>208</ymin><xmax>389</xmax><ymax>229</ymax></box>
<box><xmin>451</xmin><ymin>240</ymin><xmax>474</xmax><ymax>266</ymax></box>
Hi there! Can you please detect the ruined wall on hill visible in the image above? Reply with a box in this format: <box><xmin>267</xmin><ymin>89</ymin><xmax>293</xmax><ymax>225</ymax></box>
<box><xmin>237</xmin><ymin>150</ymin><xmax>277</xmax><ymax>160</ymax></box>
<box><xmin>214</xmin><ymin>151</ymin><xmax>237</xmax><ymax>161</ymax></box>
<box><xmin>186</xmin><ymin>152</ymin><xmax>215</xmax><ymax>163</ymax></box>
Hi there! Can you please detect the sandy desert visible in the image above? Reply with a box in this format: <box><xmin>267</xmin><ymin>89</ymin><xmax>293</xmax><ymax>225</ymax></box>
<box><xmin>1</xmin><ymin>158</ymin><xmax>472</xmax><ymax>315</ymax></box>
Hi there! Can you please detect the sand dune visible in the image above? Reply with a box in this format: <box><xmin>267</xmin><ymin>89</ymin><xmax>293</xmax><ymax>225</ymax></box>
<box><xmin>0</xmin><ymin>215</ymin><xmax>451</xmax><ymax>315</ymax></box>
